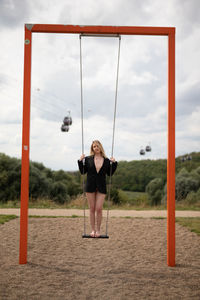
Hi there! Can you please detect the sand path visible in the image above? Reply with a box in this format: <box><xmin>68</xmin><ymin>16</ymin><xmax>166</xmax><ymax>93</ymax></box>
<box><xmin>0</xmin><ymin>208</ymin><xmax>200</xmax><ymax>217</ymax></box>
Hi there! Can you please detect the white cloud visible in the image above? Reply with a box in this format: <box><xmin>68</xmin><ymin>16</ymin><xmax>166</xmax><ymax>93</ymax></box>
<box><xmin>0</xmin><ymin>0</ymin><xmax>199</xmax><ymax>170</ymax></box>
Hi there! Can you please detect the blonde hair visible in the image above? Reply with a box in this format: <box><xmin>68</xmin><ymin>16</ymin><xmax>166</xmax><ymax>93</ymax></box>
<box><xmin>90</xmin><ymin>140</ymin><xmax>107</xmax><ymax>158</ymax></box>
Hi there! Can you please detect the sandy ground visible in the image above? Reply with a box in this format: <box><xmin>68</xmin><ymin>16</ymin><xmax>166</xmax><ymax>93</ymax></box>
<box><xmin>0</xmin><ymin>213</ymin><xmax>200</xmax><ymax>299</ymax></box>
<box><xmin>1</xmin><ymin>208</ymin><xmax>200</xmax><ymax>217</ymax></box>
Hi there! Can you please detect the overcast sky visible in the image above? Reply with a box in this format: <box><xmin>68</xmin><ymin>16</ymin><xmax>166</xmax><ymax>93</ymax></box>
<box><xmin>0</xmin><ymin>0</ymin><xmax>199</xmax><ymax>171</ymax></box>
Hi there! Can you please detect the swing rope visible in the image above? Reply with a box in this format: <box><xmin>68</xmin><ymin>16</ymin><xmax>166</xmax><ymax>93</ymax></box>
<box><xmin>79</xmin><ymin>34</ymin><xmax>121</xmax><ymax>237</ymax></box>
<box><xmin>79</xmin><ymin>35</ymin><xmax>87</xmax><ymax>236</ymax></box>
<box><xmin>106</xmin><ymin>35</ymin><xmax>121</xmax><ymax>236</ymax></box>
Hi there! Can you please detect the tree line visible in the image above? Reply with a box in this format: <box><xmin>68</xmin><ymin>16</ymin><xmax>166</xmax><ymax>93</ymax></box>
<box><xmin>146</xmin><ymin>165</ymin><xmax>200</xmax><ymax>206</ymax></box>
<box><xmin>0</xmin><ymin>153</ymin><xmax>81</xmax><ymax>204</ymax></box>
<box><xmin>110</xmin><ymin>152</ymin><xmax>200</xmax><ymax>205</ymax></box>
<box><xmin>0</xmin><ymin>152</ymin><xmax>200</xmax><ymax>205</ymax></box>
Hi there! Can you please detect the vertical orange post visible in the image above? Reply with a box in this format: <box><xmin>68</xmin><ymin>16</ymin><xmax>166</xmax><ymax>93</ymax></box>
<box><xmin>19</xmin><ymin>25</ymin><xmax>32</xmax><ymax>264</ymax></box>
<box><xmin>167</xmin><ymin>31</ymin><xmax>176</xmax><ymax>267</ymax></box>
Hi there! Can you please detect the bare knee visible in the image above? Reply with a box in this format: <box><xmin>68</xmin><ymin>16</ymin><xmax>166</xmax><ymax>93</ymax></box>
<box><xmin>96</xmin><ymin>206</ymin><xmax>102</xmax><ymax>215</ymax></box>
<box><xmin>86</xmin><ymin>192</ymin><xmax>96</xmax><ymax>213</ymax></box>
<box><xmin>90</xmin><ymin>206</ymin><xmax>95</xmax><ymax>214</ymax></box>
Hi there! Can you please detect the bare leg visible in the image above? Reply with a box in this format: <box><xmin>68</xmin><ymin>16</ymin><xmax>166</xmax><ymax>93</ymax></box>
<box><xmin>95</xmin><ymin>191</ymin><xmax>106</xmax><ymax>236</ymax></box>
<box><xmin>86</xmin><ymin>192</ymin><xmax>96</xmax><ymax>235</ymax></box>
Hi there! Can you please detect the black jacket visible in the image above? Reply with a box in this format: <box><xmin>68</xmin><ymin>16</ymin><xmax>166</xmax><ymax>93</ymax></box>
<box><xmin>78</xmin><ymin>155</ymin><xmax>117</xmax><ymax>194</ymax></box>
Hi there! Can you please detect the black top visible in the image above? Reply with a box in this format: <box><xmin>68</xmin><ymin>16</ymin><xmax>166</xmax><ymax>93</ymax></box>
<box><xmin>78</xmin><ymin>155</ymin><xmax>118</xmax><ymax>194</ymax></box>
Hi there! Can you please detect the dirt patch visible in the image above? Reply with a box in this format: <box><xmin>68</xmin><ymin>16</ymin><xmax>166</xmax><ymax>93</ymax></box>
<box><xmin>1</xmin><ymin>208</ymin><xmax>200</xmax><ymax>217</ymax></box>
<box><xmin>0</xmin><ymin>217</ymin><xmax>200</xmax><ymax>299</ymax></box>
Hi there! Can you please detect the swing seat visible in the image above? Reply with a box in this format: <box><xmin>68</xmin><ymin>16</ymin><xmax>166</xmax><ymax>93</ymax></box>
<box><xmin>82</xmin><ymin>234</ymin><xmax>109</xmax><ymax>239</ymax></box>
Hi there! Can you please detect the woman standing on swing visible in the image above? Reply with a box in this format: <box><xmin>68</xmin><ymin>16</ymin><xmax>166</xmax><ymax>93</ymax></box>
<box><xmin>78</xmin><ymin>140</ymin><xmax>117</xmax><ymax>238</ymax></box>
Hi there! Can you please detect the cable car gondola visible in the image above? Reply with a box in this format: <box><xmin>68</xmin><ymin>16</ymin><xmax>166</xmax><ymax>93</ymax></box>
<box><xmin>63</xmin><ymin>111</ymin><xmax>72</xmax><ymax>126</ymax></box>
<box><xmin>145</xmin><ymin>145</ymin><xmax>151</xmax><ymax>152</ymax></box>
<box><xmin>61</xmin><ymin>124</ymin><xmax>69</xmax><ymax>132</ymax></box>
<box><xmin>61</xmin><ymin>111</ymin><xmax>72</xmax><ymax>132</ymax></box>
<box><xmin>181</xmin><ymin>155</ymin><xmax>192</xmax><ymax>162</ymax></box>
<box><xmin>140</xmin><ymin>148</ymin><xmax>145</xmax><ymax>155</ymax></box>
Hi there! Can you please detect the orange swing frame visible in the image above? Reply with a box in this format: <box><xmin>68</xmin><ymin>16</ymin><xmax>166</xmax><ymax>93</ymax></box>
<box><xmin>19</xmin><ymin>24</ymin><xmax>176</xmax><ymax>266</ymax></box>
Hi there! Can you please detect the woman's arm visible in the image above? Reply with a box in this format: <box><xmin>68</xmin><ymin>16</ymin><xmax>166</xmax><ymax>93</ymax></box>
<box><xmin>106</xmin><ymin>158</ymin><xmax>118</xmax><ymax>176</ymax></box>
<box><xmin>77</xmin><ymin>155</ymin><xmax>88</xmax><ymax>174</ymax></box>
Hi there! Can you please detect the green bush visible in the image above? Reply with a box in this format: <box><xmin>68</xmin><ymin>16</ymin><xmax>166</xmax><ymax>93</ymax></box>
<box><xmin>109</xmin><ymin>188</ymin><xmax>120</xmax><ymax>205</ymax></box>
<box><xmin>29</xmin><ymin>166</ymin><xmax>50</xmax><ymax>199</ymax></box>
<box><xmin>117</xmin><ymin>190</ymin><xmax>149</xmax><ymax>206</ymax></box>
<box><xmin>175</xmin><ymin>175</ymin><xmax>199</xmax><ymax>201</ymax></box>
<box><xmin>161</xmin><ymin>166</ymin><xmax>200</xmax><ymax>204</ymax></box>
<box><xmin>0</xmin><ymin>160</ymin><xmax>21</xmax><ymax>202</ymax></box>
<box><xmin>190</xmin><ymin>167</ymin><xmax>200</xmax><ymax>185</ymax></box>
<box><xmin>67</xmin><ymin>181</ymin><xmax>81</xmax><ymax>196</ymax></box>
<box><xmin>49</xmin><ymin>182</ymin><xmax>70</xmax><ymax>204</ymax></box>
<box><xmin>117</xmin><ymin>189</ymin><xmax>130</xmax><ymax>203</ymax></box>
<box><xmin>146</xmin><ymin>178</ymin><xmax>164</xmax><ymax>206</ymax></box>
<box><xmin>185</xmin><ymin>188</ymin><xmax>200</xmax><ymax>205</ymax></box>
<box><xmin>178</xmin><ymin>167</ymin><xmax>190</xmax><ymax>177</ymax></box>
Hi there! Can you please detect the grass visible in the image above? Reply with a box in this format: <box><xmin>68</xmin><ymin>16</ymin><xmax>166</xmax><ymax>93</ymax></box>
<box><xmin>0</xmin><ymin>192</ymin><xmax>199</xmax><ymax>211</ymax></box>
<box><xmin>0</xmin><ymin>214</ymin><xmax>18</xmax><ymax>224</ymax></box>
<box><xmin>120</xmin><ymin>190</ymin><xmax>200</xmax><ymax>211</ymax></box>
<box><xmin>1</xmin><ymin>202</ymin><xmax>199</xmax><ymax>211</ymax></box>
<box><xmin>0</xmin><ymin>199</ymin><xmax>74</xmax><ymax>209</ymax></box>
<box><xmin>110</xmin><ymin>203</ymin><xmax>200</xmax><ymax>211</ymax></box>
<box><xmin>176</xmin><ymin>217</ymin><xmax>200</xmax><ymax>236</ymax></box>
<box><xmin>0</xmin><ymin>214</ymin><xmax>81</xmax><ymax>224</ymax></box>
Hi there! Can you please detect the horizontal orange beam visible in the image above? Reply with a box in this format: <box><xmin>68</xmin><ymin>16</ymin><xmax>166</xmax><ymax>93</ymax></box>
<box><xmin>26</xmin><ymin>24</ymin><xmax>175</xmax><ymax>36</ymax></box>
